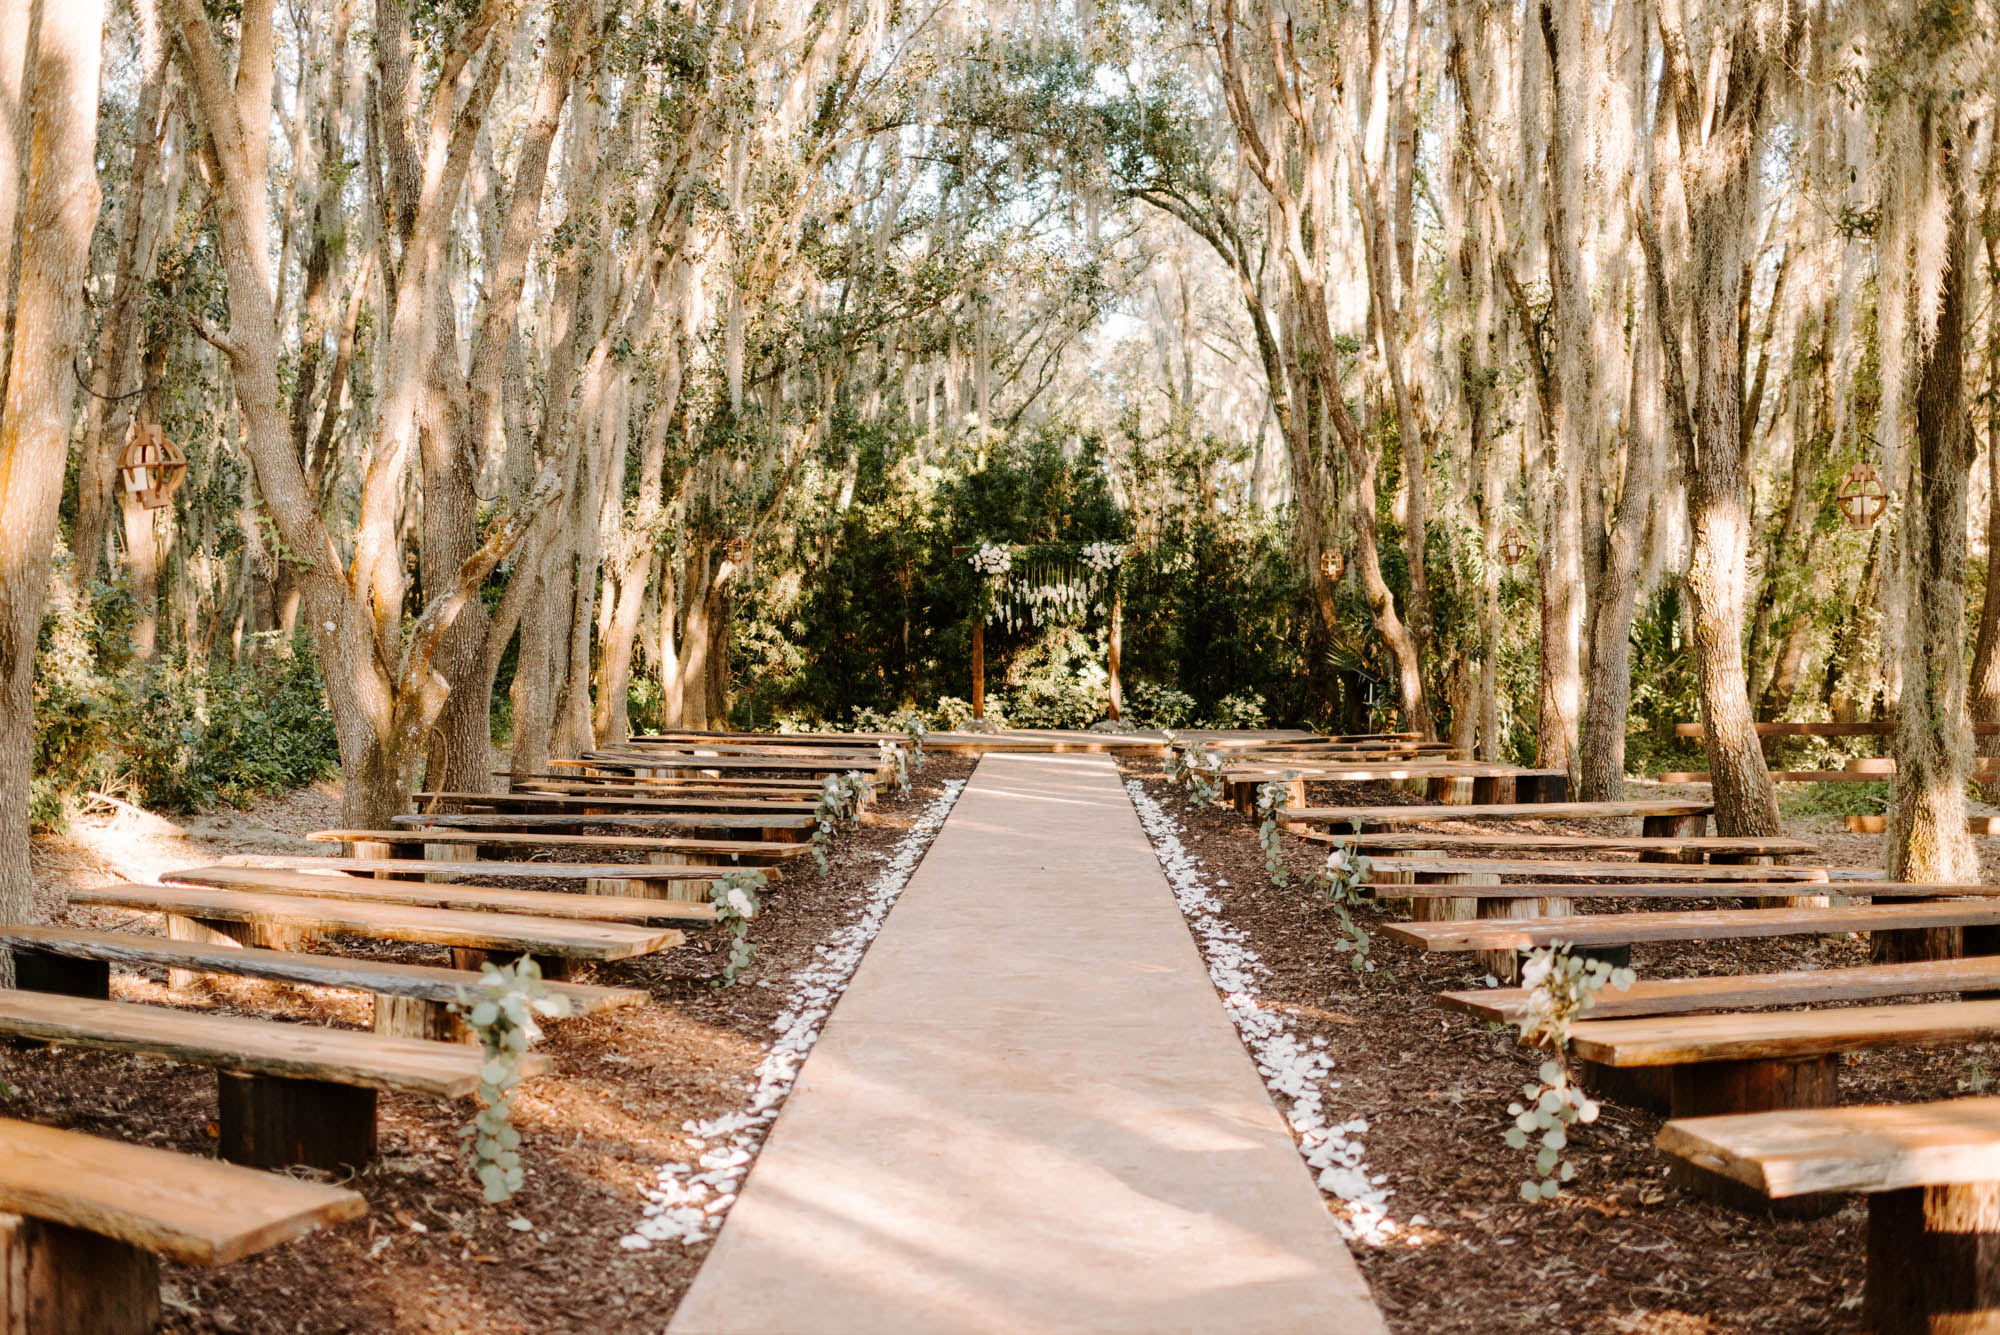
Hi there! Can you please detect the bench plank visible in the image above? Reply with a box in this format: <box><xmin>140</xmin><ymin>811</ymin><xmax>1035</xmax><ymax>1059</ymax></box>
<box><xmin>165</xmin><ymin>867</ymin><xmax>716</xmax><ymax>925</ymax></box>
<box><xmin>0</xmin><ymin>924</ymin><xmax>644</xmax><ymax>1012</ymax></box>
<box><xmin>0</xmin><ymin>1117</ymin><xmax>365</xmax><ymax>1266</ymax></box>
<box><xmin>1572</xmin><ymin>998</ymin><xmax>2000</xmax><ymax>1067</ymax></box>
<box><xmin>1282</xmin><ymin>800</ymin><xmax>1714</xmax><ymax>825</ymax></box>
<box><xmin>1389</xmin><ymin>880</ymin><xmax>2000</xmax><ymax>900</ymax></box>
<box><xmin>416</xmin><ymin>790</ymin><xmax>817</xmax><ymax>813</ymax></box>
<box><xmin>0</xmin><ymin>991</ymin><xmax>528</xmax><ymax>1096</ymax></box>
<box><xmin>220</xmin><ymin>855</ymin><xmax>753</xmax><ymax>883</ymax></box>
<box><xmin>389</xmin><ymin>812</ymin><xmax>812</xmax><ymax>833</ymax></box>
<box><xmin>308</xmin><ymin>828</ymin><xmax>809</xmax><ymax>861</ymax></box>
<box><xmin>71</xmin><ymin>884</ymin><xmax>684</xmax><ymax>960</ymax></box>
<box><xmin>1657</xmin><ymin>1096</ymin><xmax>2000</xmax><ymax>1198</ymax></box>
<box><xmin>1321</xmin><ymin>832</ymin><xmax>1815</xmax><ymax>855</ymax></box>
<box><xmin>1440</xmin><ymin>956</ymin><xmax>2000</xmax><ymax>1022</ymax></box>
<box><xmin>1365</xmin><ymin>857</ymin><xmax>1831</xmax><ymax>882</ymax></box>
<box><xmin>1383</xmin><ymin>900</ymin><xmax>2000</xmax><ymax>952</ymax></box>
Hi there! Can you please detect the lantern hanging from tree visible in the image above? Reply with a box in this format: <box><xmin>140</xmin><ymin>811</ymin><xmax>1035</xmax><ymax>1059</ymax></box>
<box><xmin>117</xmin><ymin>424</ymin><xmax>187</xmax><ymax>510</ymax></box>
<box><xmin>1837</xmin><ymin>463</ymin><xmax>1887</xmax><ymax>530</ymax></box>
<box><xmin>1319</xmin><ymin>549</ymin><xmax>1344</xmax><ymax>583</ymax></box>
<box><xmin>1499</xmin><ymin>526</ymin><xmax>1531</xmax><ymax>566</ymax></box>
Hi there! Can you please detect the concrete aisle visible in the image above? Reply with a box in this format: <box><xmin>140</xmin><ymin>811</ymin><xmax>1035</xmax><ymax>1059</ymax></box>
<box><xmin>668</xmin><ymin>753</ymin><xmax>1388</xmax><ymax>1335</ymax></box>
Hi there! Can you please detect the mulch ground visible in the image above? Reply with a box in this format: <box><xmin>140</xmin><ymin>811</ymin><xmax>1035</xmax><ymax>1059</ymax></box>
<box><xmin>1116</xmin><ymin>763</ymin><xmax>1998</xmax><ymax>1335</ymax></box>
<box><xmin>2</xmin><ymin>756</ymin><xmax>974</xmax><ymax>1335</ymax></box>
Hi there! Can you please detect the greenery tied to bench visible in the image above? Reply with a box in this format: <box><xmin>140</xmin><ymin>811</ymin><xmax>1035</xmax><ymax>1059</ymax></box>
<box><xmin>878</xmin><ymin>740</ymin><xmax>911</xmax><ymax>794</ymax></box>
<box><xmin>1162</xmin><ymin>731</ymin><xmax>1221</xmax><ymax>805</ymax></box>
<box><xmin>1320</xmin><ymin>837</ymin><xmax>1375</xmax><ymax>979</ymax></box>
<box><xmin>1254</xmin><ymin>775</ymin><xmax>1299</xmax><ymax>889</ymax></box>
<box><xmin>710</xmin><ymin>869</ymin><xmax>767</xmax><ymax>985</ymax></box>
<box><xmin>1504</xmin><ymin>945</ymin><xmax>1634</xmax><ymax>1202</ymax></box>
<box><xmin>449</xmin><ymin>958</ymin><xmax>570</xmax><ymax>1203</ymax></box>
<box><xmin>812</xmin><ymin>771</ymin><xmax>875</xmax><ymax>873</ymax></box>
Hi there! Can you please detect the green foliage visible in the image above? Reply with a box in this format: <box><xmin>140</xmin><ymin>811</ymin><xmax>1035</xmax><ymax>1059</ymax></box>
<box><xmin>1254</xmin><ymin>775</ymin><xmax>1296</xmax><ymax>889</ymax></box>
<box><xmin>1318</xmin><ymin>840</ymin><xmax>1376</xmax><ymax>977</ymax></box>
<box><xmin>1125</xmin><ymin>680</ymin><xmax>1196</xmax><ymax>729</ymax></box>
<box><xmin>448</xmin><ymin>957</ymin><xmax>570</xmax><ymax>1203</ymax></box>
<box><xmin>709</xmin><ymin>869</ymin><xmax>767</xmax><ymax>985</ymax></box>
<box><xmin>1501</xmin><ymin>945</ymin><xmax>1635</xmax><ymax>1201</ymax></box>
<box><xmin>811</xmin><ymin>770</ymin><xmax>874</xmax><ymax>873</ymax></box>
<box><xmin>1162</xmin><ymin>731</ymin><xmax>1222</xmax><ymax>805</ymax></box>
<box><xmin>1206</xmin><ymin>690</ymin><xmax>1267</xmax><ymax>730</ymax></box>
<box><xmin>34</xmin><ymin>572</ymin><xmax>339</xmax><ymax>827</ymax></box>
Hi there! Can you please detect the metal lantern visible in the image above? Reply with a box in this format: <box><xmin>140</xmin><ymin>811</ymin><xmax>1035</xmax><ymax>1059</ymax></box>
<box><xmin>725</xmin><ymin>536</ymin><xmax>752</xmax><ymax>564</ymax></box>
<box><xmin>1838</xmin><ymin>463</ymin><xmax>1887</xmax><ymax>530</ymax></box>
<box><xmin>1319</xmin><ymin>549</ymin><xmax>1345</xmax><ymax>583</ymax></box>
<box><xmin>117</xmin><ymin>424</ymin><xmax>187</xmax><ymax>510</ymax></box>
<box><xmin>1499</xmin><ymin>526</ymin><xmax>1531</xmax><ymax>566</ymax></box>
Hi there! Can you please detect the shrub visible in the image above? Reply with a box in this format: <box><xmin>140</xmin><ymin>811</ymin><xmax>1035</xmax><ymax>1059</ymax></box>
<box><xmin>1205</xmin><ymin>689</ymin><xmax>1268</xmax><ymax>730</ymax></box>
<box><xmin>1125</xmin><ymin>680</ymin><xmax>1196</xmax><ymax>729</ymax></box>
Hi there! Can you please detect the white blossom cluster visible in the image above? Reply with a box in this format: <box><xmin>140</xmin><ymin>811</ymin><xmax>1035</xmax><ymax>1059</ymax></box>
<box><xmin>1080</xmin><ymin>541</ymin><xmax>1122</xmax><ymax>573</ymax></box>
<box><xmin>619</xmin><ymin>780</ymin><xmax>967</xmax><ymax>1251</ymax></box>
<box><xmin>1126</xmin><ymin>779</ymin><xmax>1398</xmax><ymax>1245</ymax></box>
<box><xmin>967</xmin><ymin>542</ymin><xmax>1011</xmax><ymax>575</ymax></box>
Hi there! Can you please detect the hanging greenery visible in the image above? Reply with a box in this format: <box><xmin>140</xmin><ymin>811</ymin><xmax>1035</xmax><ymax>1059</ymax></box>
<box><xmin>969</xmin><ymin>541</ymin><xmax>1123</xmax><ymax>633</ymax></box>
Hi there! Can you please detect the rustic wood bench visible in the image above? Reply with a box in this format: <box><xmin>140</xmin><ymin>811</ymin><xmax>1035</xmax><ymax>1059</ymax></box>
<box><xmin>308</xmin><ymin>828</ymin><xmax>811</xmax><ymax>866</ymax></box>
<box><xmin>566</xmin><ymin>754</ymin><xmax>890</xmax><ymax>778</ymax></box>
<box><xmin>0</xmin><ymin>1117</ymin><xmax>365</xmax><ymax>1335</ymax></box>
<box><xmin>1382</xmin><ymin>900</ymin><xmax>2000</xmax><ymax>954</ymax></box>
<box><xmin>70</xmin><ymin>884</ymin><xmax>684</xmax><ymax>981</ymax></box>
<box><xmin>1316</xmin><ymin>831</ymin><xmax>1814</xmax><ymax>858</ymax></box>
<box><xmin>223</xmin><ymin>853</ymin><xmax>755</xmax><ymax>896</ymax></box>
<box><xmin>1365</xmin><ymin>856</ymin><xmax>1832</xmax><ymax>882</ymax></box>
<box><xmin>1390</xmin><ymin>879</ymin><xmax>2000</xmax><ymax>904</ymax></box>
<box><xmin>1846</xmin><ymin>814</ymin><xmax>2000</xmax><ymax>835</ymax></box>
<box><xmin>1656</xmin><ymin>1096</ymin><xmax>2000</xmax><ymax>1332</ymax></box>
<box><xmin>416</xmin><ymin>789</ymin><xmax>819</xmax><ymax>814</ymax></box>
<box><xmin>1278</xmin><ymin>799</ymin><xmax>1714</xmax><ymax>828</ymax></box>
<box><xmin>0</xmin><ymin>922</ymin><xmax>643</xmax><ymax>1025</ymax></box>
<box><xmin>388</xmin><ymin>811</ymin><xmax>812</xmax><ymax>840</ymax></box>
<box><xmin>0</xmin><ymin>990</ymin><xmax>539</xmax><ymax>1169</ymax></box>
<box><xmin>1440</xmin><ymin>955</ymin><xmax>2000</xmax><ymax>1024</ymax></box>
<box><xmin>165</xmin><ymin>866</ymin><xmax>717</xmax><ymax>925</ymax></box>
<box><xmin>501</xmin><ymin>770</ymin><xmax>828</xmax><ymax>793</ymax></box>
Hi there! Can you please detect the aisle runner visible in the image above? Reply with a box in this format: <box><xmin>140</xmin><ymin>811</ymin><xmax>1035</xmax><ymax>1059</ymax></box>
<box><xmin>668</xmin><ymin>753</ymin><xmax>1387</xmax><ymax>1335</ymax></box>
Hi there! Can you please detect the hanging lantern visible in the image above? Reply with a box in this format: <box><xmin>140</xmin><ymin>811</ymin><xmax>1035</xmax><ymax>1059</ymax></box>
<box><xmin>1319</xmin><ymin>549</ymin><xmax>1345</xmax><ymax>583</ymax></box>
<box><xmin>1499</xmin><ymin>526</ymin><xmax>1531</xmax><ymax>566</ymax></box>
<box><xmin>725</xmin><ymin>536</ymin><xmax>751</xmax><ymax>564</ymax></box>
<box><xmin>117</xmin><ymin>424</ymin><xmax>187</xmax><ymax>510</ymax></box>
<box><xmin>1838</xmin><ymin>463</ymin><xmax>1887</xmax><ymax>530</ymax></box>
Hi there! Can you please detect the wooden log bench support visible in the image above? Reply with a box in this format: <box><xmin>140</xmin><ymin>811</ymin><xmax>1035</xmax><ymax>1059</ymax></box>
<box><xmin>1658</xmin><ymin>1095</ymin><xmax>2000</xmax><ymax>1332</ymax></box>
<box><xmin>0</xmin><ymin>1117</ymin><xmax>365</xmax><ymax>1335</ymax></box>
<box><xmin>1580</xmin><ymin>999</ymin><xmax>2000</xmax><ymax>1214</ymax></box>
<box><xmin>0</xmin><ymin>923</ymin><xmax>644</xmax><ymax>1042</ymax></box>
<box><xmin>0</xmin><ymin>991</ymin><xmax>537</xmax><ymax>1170</ymax></box>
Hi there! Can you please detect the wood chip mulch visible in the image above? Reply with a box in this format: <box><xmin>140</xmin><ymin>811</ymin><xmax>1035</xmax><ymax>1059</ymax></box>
<box><xmin>1115</xmin><ymin>764</ymin><xmax>2000</xmax><ymax>1335</ymax></box>
<box><xmin>0</xmin><ymin>756</ymin><xmax>974</xmax><ymax>1335</ymax></box>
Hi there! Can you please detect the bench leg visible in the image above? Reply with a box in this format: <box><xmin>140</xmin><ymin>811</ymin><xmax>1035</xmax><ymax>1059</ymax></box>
<box><xmin>450</xmin><ymin>948</ymin><xmax>572</xmax><ymax>981</ymax></box>
<box><xmin>1666</xmin><ymin>1056</ymin><xmax>1841</xmax><ymax>1217</ymax></box>
<box><xmin>216</xmin><ymin>1072</ymin><xmax>377</xmax><ymax>1171</ymax></box>
<box><xmin>0</xmin><ymin>1212</ymin><xmax>159</xmax><ymax>1335</ymax></box>
<box><xmin>8</xmin><ymin>952</ymin><xmax>108</xmax><ymax>999</ymax></box>
<box><xmin>1867</xmin><ymin>1181</ymin><xmax>2000</xmax><ymax>1335</ymax></box>
<box><xmin>1516</xmin><ymin>774</ymin><xmax>1568</xmax><ymax>804</ymax></box>
<box><xmin>1640</xmin><ymin>813</ymin><xmax>1706</xmax><ymax>865</ymax></box>
<box><xmin>1574</xmin><ymin>1059</ymin><xmax>1671</xmax><ymax>1114</ymax></box>
<box><xmin>374</xmin><ymin>994</ymin><xmax>466</xmax><ymax>1042</ymax></box>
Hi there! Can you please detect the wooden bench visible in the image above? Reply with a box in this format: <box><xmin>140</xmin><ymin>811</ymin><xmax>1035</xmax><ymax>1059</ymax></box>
<box><xmin>388</xmin><ymin>811</ymin><xmax>812</xmax><ymax>840</ymax></box>
<box><xmin>220</xmin><ymin>853</ymin><xmax>756</xmax><ymax>896</ymax></box>
<box><xmin>0</xmin><ymin>922</ymin><xmax>644</xmax><ymax>1024</ymax></box>
<box><xmin>0</xmin><ymin>990</ymin><xmax>539</xmax><ymax>1169</ymax></box>
<box><xmin>1315</xmin><ymin>831</ymin><xmax>1815</xmax><ymax>858</ymax></box>
<box><xmin>1365</xmin><ymin>856</ymin><xmax>1832</xmax><ymax>882</ymax></box>
<box><xmin>1673</xmin><ymin>721</ymin><xmax>2000</xmax><ymax>737</ymax></box>
<box><xmin>416</xmin><ymin>790</ymin><xmax>819</xmax><ymax>814</ymax></box>
<box><xmin>1846</xmin><ymin>815</ymin><xmax>2000</xmax><ymax>835</ymax></box>
<box><xmin>308</xmin><ymin>828</ymin><xmax>811</xmax><ymax>865</ymax></box>
<box><xmin>566</xmin><ymin>754</ymin><xmax>889</xmax><ymax>778</ymax></box>
<box><xmin>0</xmin><ymin>1117</ymin><xmax>365</xmax><ymax>1335</ymax></box>
<box><xmin>1383</xmin><ymin>900</ymin><xmax>2000</xmax><ymax>954</ymax></box>
<box><xmin>1440</xmin><ymin>955</ymin><xmax>2000</xmax><ymax>1024</ymax></box>
<box><xmin>1656</xmin><ymin>1096</ymin><xmax>2000</xmax><ymax>1332</ymax></box>
<box><xmin>1278</xmin><ymin>799</ymin><xmax>1714</xmax><ymax>828</ymax></box>
<box><xmin>164</xmin><ymin>866</ymin><xmax>717</xmax><ymax>925</ymax></box>
<box><xmin>70</xmin><ymin>884</ymin><xmax>685</xmax><ymax>981</ymax></box>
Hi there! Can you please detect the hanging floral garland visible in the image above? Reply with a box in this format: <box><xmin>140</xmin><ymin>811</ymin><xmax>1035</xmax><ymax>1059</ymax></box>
<box><xmin>968</xmin><ymin>541</ymin><xmax>1122</xmax><ymax>632</ymax></box>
